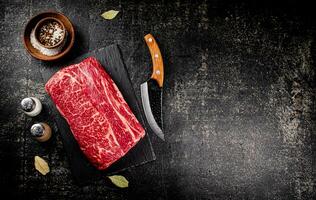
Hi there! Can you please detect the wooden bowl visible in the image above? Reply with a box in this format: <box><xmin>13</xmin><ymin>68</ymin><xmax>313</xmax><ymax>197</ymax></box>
<box><xmin>34</xmin><ymin>17</ymin><xmax>66</xmax><ymax>49</ymax></box>
<box><xmin>23</xmin><ymin>11</ymin><xmax>75</xmax><ymax>61</ymax></box>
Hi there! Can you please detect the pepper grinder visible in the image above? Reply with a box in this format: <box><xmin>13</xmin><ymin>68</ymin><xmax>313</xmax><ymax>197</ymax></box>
<box><xmin>21</xmin><ymin>97</ymin><xmax>42</xmax><ymax>117</ymax></box>
<box><xmin>30</xmin><ymin>123</ymin><xmax>52</xmax><ymax>142</ymax></box>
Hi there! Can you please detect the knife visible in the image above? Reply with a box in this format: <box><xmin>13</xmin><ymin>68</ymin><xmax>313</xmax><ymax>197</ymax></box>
<box><xmin>140</xmin><ymin>34</ymin><xmax>165</xmax><ymax>141</ymax></box>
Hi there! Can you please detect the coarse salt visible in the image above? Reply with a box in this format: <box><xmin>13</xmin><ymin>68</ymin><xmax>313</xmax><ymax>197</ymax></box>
<box><xmin>30</xmin><ymin>29</ymin><xmax>64</xmax><ymax>56</ymax></box>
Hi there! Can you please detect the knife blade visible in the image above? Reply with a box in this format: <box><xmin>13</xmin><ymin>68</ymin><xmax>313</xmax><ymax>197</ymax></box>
<box><xmin>140</xmin><ymin>34</ymin><xmax>165</xmax><ymax>141</ymax></box>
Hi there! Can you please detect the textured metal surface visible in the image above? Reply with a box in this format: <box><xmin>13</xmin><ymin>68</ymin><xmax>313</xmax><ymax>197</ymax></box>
<box><xmin>140</xmin><ymin>80</ymin><xmax>164</xmax><ymax>140</ymax></box>
<box><xmin>0</xmin><ymin>0</ymin><xmax>316</xmax><ymax>199</ymax></box>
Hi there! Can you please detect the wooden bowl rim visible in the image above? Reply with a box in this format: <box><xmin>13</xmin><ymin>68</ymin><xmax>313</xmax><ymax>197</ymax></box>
<box><xmin>23</xmin><ymin>11</ymin><xmax>75</xmax><ymax>61</ymax></box>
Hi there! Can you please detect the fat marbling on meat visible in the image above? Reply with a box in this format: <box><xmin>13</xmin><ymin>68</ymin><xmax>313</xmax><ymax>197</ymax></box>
<box><xmin>45</xmin><ymin>57</ymin><xmax>145</xmax><ymax>170</ymax></box>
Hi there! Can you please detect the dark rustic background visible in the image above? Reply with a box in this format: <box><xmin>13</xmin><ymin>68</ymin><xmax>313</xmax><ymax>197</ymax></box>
<box><xmin>0</xmin><ymin>0</ymin><xmax>315</xmax><ymax>199</ymax></box>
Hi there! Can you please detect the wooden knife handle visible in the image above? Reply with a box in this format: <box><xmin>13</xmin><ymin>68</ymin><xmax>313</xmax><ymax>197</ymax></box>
<box><xmin>144</xmin><ymin>34</ymin><xmax>164</xmax><ymax>87</ymax></box>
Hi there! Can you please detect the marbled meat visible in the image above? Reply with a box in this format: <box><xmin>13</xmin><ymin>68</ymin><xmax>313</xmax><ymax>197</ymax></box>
<box><xmin>45</xmin><ymin>57</ymin><xmax>145</xmax><ymax>170</ymax></box>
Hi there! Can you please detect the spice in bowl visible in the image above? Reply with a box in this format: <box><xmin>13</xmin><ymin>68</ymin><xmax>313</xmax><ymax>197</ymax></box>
<box><xmin>30</xmin><ymin>17</ymin><xmax>67</xmax><ymax>56</ymax></box>
<box><xmin>37</xmin><ymin>20</ymin><xmax>65</xmax><ymax>47</ymax></box>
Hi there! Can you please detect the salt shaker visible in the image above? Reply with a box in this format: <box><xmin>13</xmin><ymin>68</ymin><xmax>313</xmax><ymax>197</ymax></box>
<box><xmin>30</xmin><ymin>123</ymin><xmax>52</xmax><ymax>142</ymax></box>
<box><xmin>21</xmin><ymin>97</ymin><xmax>42</xmax><ymax>117</ymax></box>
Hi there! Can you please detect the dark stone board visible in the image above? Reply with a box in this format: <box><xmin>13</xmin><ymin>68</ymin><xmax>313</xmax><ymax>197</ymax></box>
<box><xmin>40</xmin><ymin>44</ymin><xmax>156</xmax><ymax>185</ymax></box>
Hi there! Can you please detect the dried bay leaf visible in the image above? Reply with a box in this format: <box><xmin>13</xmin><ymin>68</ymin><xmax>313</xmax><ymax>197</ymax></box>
<box><xmin>34</xmin><ymin>156</ymin><xmax>50</xmax><ymax>175</ymax></box>
<box><xmin>101</xmin><ymin>10</ymin><xmax>119</xmax><ymax>20</ymax></box>
<box><xmin>108</xmin><ymin>175</ymin><xmax>129</xmax><ymax>188</ymax></box>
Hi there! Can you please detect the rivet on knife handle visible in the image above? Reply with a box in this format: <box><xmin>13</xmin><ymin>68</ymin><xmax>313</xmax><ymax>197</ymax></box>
<box><xmin>144</xmin><ymin>34</ymin><xmax>164</xmax><ymax>88</ymax></box>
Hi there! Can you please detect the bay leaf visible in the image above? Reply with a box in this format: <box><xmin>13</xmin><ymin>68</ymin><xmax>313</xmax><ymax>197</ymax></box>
<box><xmin>34</xmin><ymin>156</ymin><xmax>50</xmax><ymax>175</ymax></box>
<box><xmin>108</xmin><ymin>175</ymin><xmax>129</xmax><ymax>188</ymax></box>
<box><xmin>101</xmin><ymin>10</ymin><xmax>120</xmax><ymax>20</ymax></box>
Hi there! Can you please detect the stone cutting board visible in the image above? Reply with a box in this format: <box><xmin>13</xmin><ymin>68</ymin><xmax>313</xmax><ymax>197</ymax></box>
<box><xmin>40</xmin><ymin>44</ymin><xmax>156</xmax><ymax>185</ymax></box>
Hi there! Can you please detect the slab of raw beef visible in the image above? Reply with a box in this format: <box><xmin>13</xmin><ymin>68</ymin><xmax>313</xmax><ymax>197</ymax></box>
<box><xmin>45</xmin><ymin>57</ymin><xmax>145</xmax><ymax>170</ymax></box>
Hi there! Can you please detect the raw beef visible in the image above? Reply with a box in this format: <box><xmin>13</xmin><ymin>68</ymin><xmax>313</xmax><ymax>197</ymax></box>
<box><xmin>45</xmin><ymin>57</ymin><xmax>145</xmax><ymax>170</ymax></box>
